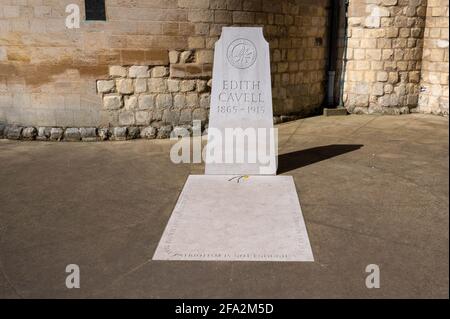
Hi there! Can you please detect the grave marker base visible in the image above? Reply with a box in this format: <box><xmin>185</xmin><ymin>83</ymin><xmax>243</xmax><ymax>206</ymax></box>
<box><xmin>153</xmin><ymin>175</ymin><xmax>314</xmax><ymax>262</ymax></box>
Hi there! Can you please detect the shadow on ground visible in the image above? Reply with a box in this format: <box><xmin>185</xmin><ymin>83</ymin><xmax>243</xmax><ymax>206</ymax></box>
<box><xmin>277</xmin><ymin>144</ymin><xmax>364</xmax><ymax>174</ymax></box>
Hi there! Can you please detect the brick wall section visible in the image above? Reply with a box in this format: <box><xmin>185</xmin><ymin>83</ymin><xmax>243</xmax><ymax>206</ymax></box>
<box><xmin>0</xmin><ymin>0</ymin><xmax>329</xmax><ymax>128</ymax></box>
<box><xmin>343</xmin><ymin>0</ymin><xmax>427</xmax><ymax>114</ymax></box>
<box><xmin>417</xmin><ymin>0</ymin><xmax>449</xmax><ymax>115</ymax></box>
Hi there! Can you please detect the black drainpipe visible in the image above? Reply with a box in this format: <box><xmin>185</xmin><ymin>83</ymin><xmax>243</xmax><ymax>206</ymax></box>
<box><xmin>326</xmin><ymin>0</ymin><xmax>340</xmax><ymax>107</ymax></box>
<box><xmin>337</xmin><ymin>0</ymin><xmax>350</xmax><ymax>108</ymax></box>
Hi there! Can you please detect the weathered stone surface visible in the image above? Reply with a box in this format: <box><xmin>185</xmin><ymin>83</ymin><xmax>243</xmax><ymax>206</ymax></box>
<box><xmin>377</xmin><ymin>71</ymin><xmax>389</xmax><ymax>82</ymax></box>
<box><xmin>388</xmin><ymin>72</ymin><xmax>399</xmax><ymax>84</ymax></box>
<box><xmin>179</xmin><ymin>50</ymin><xmax>193</xmax><ymax>63</ymax></box>
<box><xmin>22</xmin><ymin>127</ymin><xmax>37</xmax><ymax>140</ymax></box>
<box><xmin>196</xmin><ymin>50</ymin><xmax>214</xmax><ymax>63</ymax></box>
<box><xmin>167</xmin><ymin>79</ymin><xmax>180</xmax><ymax>92</ymax></box>
<box><xmin>199</xmin><ymin>93</ymin><xmax>210</xmax><ymax>108</ymax></box>
<box><xmin>384</xmin><ymin>83</ymin><xmax>394</xmax><ymax>93</ymax></box>
<box><xmin>170</xmin><ymin>63</ymin><xmax>212</xmax><ymax>79</ymax></box>
<box><xmin>134</xmin><ymin>78</ymin><xmax>147</xmax><ymax>93</ymax></box>
<box><xmin>180</xmin><ymin>80</ymin><xmax>196</xmax><ymax>92</ymax></box>
<box><xmin>127</xmin><ymin>126</ymin><xmax>140</xmax><ymax>139</ymax></box>
<box><xmin>113</xmin><ymin>127</ymin><xmax>127</xmax><ymax>140</ymax></box>
<box><xmin>379</xmin><ymin>95</ymin><xmax>392</xmax><ymax>107</ymax></box>
<box><xmin>172</xmin><ymin>125</ymin><xmax>191</xmax><ymax>137</ymax></box>
<box><xmin>368</xmin><ymin>104</ymin><xmax>383</xmax><ymax>114</ymax></box>
<box><xmin>138</xmin><ymin>94</ymin><xmax>155</xmax><ymax>109</ymax></box>
<box><xmin>98</xmin><ymin>128</ymin><xmax>110</xmax><ymax>140</ymax></box>
<box><xmin>193</xmin><ymin>108</ymin><xmax>207</xmax><ymax>123</ymax></box>
<box><xmin>365</xmin><ymin>16</ymin><xmax>381</xmax><ymax>28</ymax></box>
<box><xmin>156</xmin><ymin>94</ymin><xmax>173</xmax><ymax>108</ymax></box>
<box><xmin>179</xmin><ymin>109</ymin><xmax>192</xmax><ymax>123</ymax></box>
<box><xmin>152</xmin><ymin>109</ymin><xmax>163</xmax><ymax>122</ymax></box>
<box><xmin>97</xmin><ymin>80</ymin><xmax>115</xmax><ymax>93</ymax></box>
<box><xmin>7</xmin><ymin>126</ymin><xmax>23</xmax><ymax>140</ymax></box>
<box><xmin>148</xmin><ymin>78</ymin><xmax>167</xmax><ymax>92</ymax></box>
<box><xmin>135</xmin><ymin>110</ymin><xmax>151</xmax><ymax>125</ymax></box>
<box><xmin>37</xmin><ymin>127</ymin><xmax>51</xmax><ymax>141</ymax></box>
<box><xmin>109</xmin><ymin>66</ymin><xmax>127</xmax><ymax>78</ymax></box>
<box><xmin>174</xmin><ymin>94</ymin><xmax>186</xmax><ymax>108</ymax></box>
<box><xmin>150</xmin><ymin>121</ymin><xmax>163</xmax><ymax>129</ymax></box>
<box><xmin>80</xmin><ymin>127</ymin><xmax>97</xmax><ymax>141</ymax></box>
<box><xmin>343</xmin><ymin>0</ymin><xmax>438</xmax><ymax>115</ymax></box>
<box><xmin>186</xmin><ymin>93</ymin><xmax>199</xmax><ymax>107</ymax></box>
<box><xmin>50</xmin><ymin>128</ymin><xmax>64</xmax><ymax>141</ymax></box>
<box><xmin>382</xmin><ymin>0</ymin><xmax>398</xmax><ymax>6</ymax></box>
<box><xmin>2</xmin><ymin>126</ymin><xmax>9</xmax><ymax>138</ymax></box>
<box><xmin>140</xmin><ymin>126</ymin><xmax>157</xmax><ymax>139</ymax></box>
<box><xmin>382</xmin><ymin>106</ymin><xmax>401</xmax><ymax>115</ymax></box>
<box><xmin>157</xmin><ymin>125</ymin><xmax>172</xmax><ymax>138</ymax></box>
<box><xmin>103</xmin><ymin>95</ymin><xmax>123</xmax><ymax>110</ymax></box>
<box><xmin>151</xmin><ymin>66</ymin><xmax>169</xmax><ymax>78</ymax></box>
<box><xmin>128</xmin><ymin>65</ymin><xmax>149</xmax><ymax>78</ymax></box>
<box><xmin>169</xmin><ymin>50</ymin><xmax>179</xmax><ymax>64</ymax></box>
<box><xmin>409</xmin><ymin>71</ymin><xmax>420</xmax><ymax>83</ymax></box>
<box><xmin>119</xmin><ymin>111</ymin><xmax>135</xmax><ymax>126</ymax></box>
<box><xmin>353</xmin><ymin>106</ymin><xmax>369</xmax><ymax>114</ymax></box>
<box><xmin>125</xmin><ymin>95</ymin><xmax>138</xmax><ymax>110</ymax></box>
<box><xmin>373</xmin><ymin>83</ymin><xmax>385</xmax><ymax>96</ymax></box>
<box><xmin>121</xmin><ymin>49</ymin><xmax>169</xmax><ymax>66</ymax></box>
<box><xmin>197</xmin><ymin>80</ymin><xmax>207</xmax><ymax>92</ymax></box>
<box><xmin>64</xmin><ymin>128</ymin><xmax>81</xmax><ymax>141</ymax></box>
<box><xmin>116</xmin><ymin>79</ymin><xmax>134</xmax><ymax>94</ymax></box>
<box><xmin>162</xmin><ymin>109</ymin><xmax>180</xmax><ymax>124</ymax></box>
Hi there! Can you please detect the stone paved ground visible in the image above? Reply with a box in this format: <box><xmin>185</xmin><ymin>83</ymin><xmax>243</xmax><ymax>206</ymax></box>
<box><xmin>0</xmin><ymin>114</ymin><xmax>448</xmax><ymax>298</ymax></box>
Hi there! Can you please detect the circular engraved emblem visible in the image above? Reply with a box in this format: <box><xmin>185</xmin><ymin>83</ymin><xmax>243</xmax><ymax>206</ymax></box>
<box><xmin>226</xmin><ymin>38</ymin><xmax>257</xmax><ymax>69</ymax></box>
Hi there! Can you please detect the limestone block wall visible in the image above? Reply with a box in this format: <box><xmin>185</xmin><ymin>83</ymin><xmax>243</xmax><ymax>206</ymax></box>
<box><xmin>0</xmin><ymin>0</ymin><xmax>330</xmax><ymax>129</ymax></box>
<box><xmin>343</xmin><ymin>0</ymin><xmax>427</xmax><ymax>114</ymax></box>
<box><xmin>96</xmin><ymin>54</ymin><xmax>210</xmax><ymax>128</ymax></box>
<box><xmin>418</xmin><ymin>0</ymin><xmax>449</xmax><ymax>115</ymax></box>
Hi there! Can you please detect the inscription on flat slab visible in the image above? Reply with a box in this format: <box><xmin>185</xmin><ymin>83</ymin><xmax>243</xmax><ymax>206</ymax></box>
<box><xmin>153</xmin><ymin>175</ymin><xmax>314</xmax><ymax>262</ymax></box>
<box><xmin>205</xmin><ymin>27</ymin><xmax>276</xmax><ymax>175</ymax></box>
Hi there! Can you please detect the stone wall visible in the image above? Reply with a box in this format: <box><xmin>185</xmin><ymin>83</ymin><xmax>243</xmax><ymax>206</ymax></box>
<box><xmin>97</xmin><ymin>56</ymin><xmax>210</xmax><ymax>128</ymax></box>
<box><xmin>418</xmin><ymin>0</ymin><xmax>449</xmax><ymax>115</ymax></box>
<box><xmin>343</xmin><ymin>0</ymin><xmax>427</xmax><ymax>114</ymax></box>
<box><xmin>0</xmin><ymin>0</ymin><xmax>330</xmax><ymax>129</ymax></box>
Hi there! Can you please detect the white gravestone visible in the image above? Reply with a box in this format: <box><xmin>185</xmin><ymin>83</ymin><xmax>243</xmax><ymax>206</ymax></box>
<box><xmin>205</xmin><ymin>27</ymin><xmax>277</xmax><ymax>175</ymax></box>
<box><xmin>153</xmin><ymin>27</ymin><xmax>314</xmax><ymax>262</ymax></box>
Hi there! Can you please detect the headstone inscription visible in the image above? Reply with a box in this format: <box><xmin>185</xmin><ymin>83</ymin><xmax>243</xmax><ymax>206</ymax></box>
<box><xmin>205</xmin><ymin>27</ymin><xmax>277</xmax><ymax>175</ymax></box>
<box><xmin>152</xmin><ymin>27</ymin><xmax>314</xmax><ymax>262</ymax></box>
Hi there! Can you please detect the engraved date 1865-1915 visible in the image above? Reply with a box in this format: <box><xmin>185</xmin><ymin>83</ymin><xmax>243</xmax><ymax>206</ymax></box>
<box><xmin>216</xmin><ymin>105</ymin><xmax>265</xmax><ymax>114</ymax></box>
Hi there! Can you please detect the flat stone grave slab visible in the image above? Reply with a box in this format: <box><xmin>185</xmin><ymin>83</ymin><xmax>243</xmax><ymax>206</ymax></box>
<box><xmin>153</xmin><ymin>175</ymin><xmax>314</xmax><ymax>262</ymax></box>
